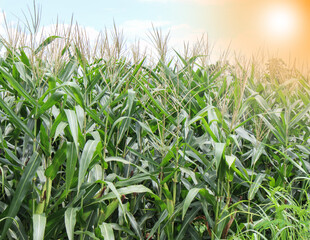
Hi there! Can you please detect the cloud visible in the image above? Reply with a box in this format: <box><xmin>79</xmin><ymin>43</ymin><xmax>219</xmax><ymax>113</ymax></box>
<box><xmin>120</xmin><ymin>20</ymin><xmax>170</xmax><ymax>40</ymax></box>
<box><xmin>39</xmin><ymin>24</ymin><xmax>100</xmax><ymax>41</ymax></box>
<box><xmin>119</xmin><ymin>19</ymin><xmax>212</xmax><ymax>61</ymax></box>
<box><xmin>120</xmin><ymin>19</ymin><xmax>205</xmax><ymax>46</ymax></box>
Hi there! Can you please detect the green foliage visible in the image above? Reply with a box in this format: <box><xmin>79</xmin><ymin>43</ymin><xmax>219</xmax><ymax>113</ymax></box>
<box><xmin>0</xmin><ymin>22</ymin><xmax>310</xmax><ymax>240</ymax></box>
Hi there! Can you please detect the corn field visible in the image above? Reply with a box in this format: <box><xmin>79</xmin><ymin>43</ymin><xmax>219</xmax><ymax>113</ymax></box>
<box><xmin>0</xmin><ymin>18</ymin><xmax>310</xmax><ymax>240</ymax></box>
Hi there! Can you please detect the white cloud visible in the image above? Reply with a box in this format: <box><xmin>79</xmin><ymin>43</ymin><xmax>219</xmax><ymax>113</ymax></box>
<box><xmin>118</xmin><ymin>19</ymin><xmax>215</xmax><ymax>62</ymax></box>
<box><xmin>119</xmin><ymin>19</ymin><xmax>205</xmax><ymax>47</ymax></box>
<box><xmin>120</xmin><ymin>20</ymin><xmax>170</xmax><ymax>39</ymax></box>
<box><xmin>119</xmin><ymin>20</ymin><xmax>171</xmax><ymax>57</ymax></box>
<box><xmin>39</xmin><ymin>24</ymin><xmax>101</xmax><ymax>42</ymax></box>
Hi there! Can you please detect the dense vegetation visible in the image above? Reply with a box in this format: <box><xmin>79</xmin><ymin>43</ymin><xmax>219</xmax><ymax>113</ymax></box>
<box><xmin>0</xmin><ymin>20</ymin><xmax>310</xmax><ymax>240</ymax></box>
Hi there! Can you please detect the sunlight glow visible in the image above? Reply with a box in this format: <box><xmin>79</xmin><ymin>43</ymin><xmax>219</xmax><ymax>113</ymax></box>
<box><xmin>265</xmin><ymin>5</ymin><xmax>298</xmax><ymax>38</ymax></box>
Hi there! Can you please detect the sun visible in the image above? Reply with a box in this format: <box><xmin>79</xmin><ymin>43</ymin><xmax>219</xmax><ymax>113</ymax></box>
<box><xmin>269</xmin><ymin>8</ymin><xmax>295</xmax><ymax>35</ymax></box>
<box><xmin>264</xmin><ymin>4</ymin><xmax>299</xmax><ymax>39</ymax></box>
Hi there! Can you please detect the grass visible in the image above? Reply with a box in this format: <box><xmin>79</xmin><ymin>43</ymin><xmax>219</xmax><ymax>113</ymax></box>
<box><xmin>0</xmin><ymin>7</ymin><xmax>310</xmax><ymax>240</ymax></box>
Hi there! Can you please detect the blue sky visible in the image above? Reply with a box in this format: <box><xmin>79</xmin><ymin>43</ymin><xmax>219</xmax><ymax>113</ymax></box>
<box><xmin>1</xmin><ymin>0</ymin><xmax>206</xmax><ymax>56</ymax></box>
<box><xmin>2</xmin><ymin>0</ymin><xmax>177</xmax><ymax>30</ymax></box>
<box><xmin>1</xmin><ymin>0</ymin><xmax>309</xmax><ymax>65</ymax></box>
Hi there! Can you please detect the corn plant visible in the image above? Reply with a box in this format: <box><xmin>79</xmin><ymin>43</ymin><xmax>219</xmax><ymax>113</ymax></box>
<box><xmin>0</xmin><ymin>12</ymin><xmax>310</xmax><ymax>240</ymax></box>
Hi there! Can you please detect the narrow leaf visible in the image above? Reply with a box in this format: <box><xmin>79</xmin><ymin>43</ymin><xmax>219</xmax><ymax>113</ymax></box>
<box><xmin>66</xmin><ymin>143</ymin><xmax>78</xmax><ymax>192</ymax></box>
<box><xmin>126</xmin><ymin>212</ymin><xmax>142</xmax><ymax>239</ymax></box>
<box><xmin>78</xmin><ymin>140</ymin><xmax>99</xmax><ymax>192</ymax></box>
<box><xmin>65</xmin><ymin>109</ymin><xmax>79</xmax><ymax>153</ymax></box>
<box><xmin>215</xmin><ymin>143</ymin><xmax>225</xmax><ymax>171</ymax></box>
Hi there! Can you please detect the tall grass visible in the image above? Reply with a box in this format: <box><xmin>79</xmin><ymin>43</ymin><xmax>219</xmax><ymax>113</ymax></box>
<box><xmin>0</xmin><ymin>9</ymin><xmax>310</xmax><ymax>240</ymax></box>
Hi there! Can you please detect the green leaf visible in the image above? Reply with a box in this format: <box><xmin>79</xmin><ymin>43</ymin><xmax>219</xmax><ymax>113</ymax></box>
<box><xmin>40</xmin><ymin>123</ymin><xmax>50</xmax><ymax>156</ymax></box>
<box><xmin>215</xmin><ymin>143</ymin><xmax>226</xmax><ymax>171</ymax></box>
<box><xmin>97</xmin><ymin>185</ymin><xmax>153</xmax><ymax>201</ymax></box>
<box><xmin>53</xmin><ymin>122</ymin><xmax>68</xmax><ymax>142</ymax></box>
<box><xmin>14</xmin><ymin>61</ymin><xmax>32</xmax><ymax>87</ymax></box>
<box><xmin>78</xmin><ymin>140</ymin><xmax>99</xmax><ymax>192</ymax></box>
<box><xmin>259</xmin><ymin>114</ymin><xmax>285</xmax><ymax>144</ymax></box>
<box><xmin>147</xmin><ymin>210</ymin><xmax>168</xmax><ymax>240</ymax></box>
<box><xmin>45</xmin><ymin>143</ymin><xmax>67</xmax><ymax>180</ymax></box>
<box><xmin>1</xmin><ymin>152</ymin><xmax>41</xmax><ymax>239</ymax></box>
<box><xmin>102</xmin><ymin>200</ymin><xmax>119</xmax><ymax>221</ymax></box>
<box><xmin>126</xmin><ymin>212</ymin><xmax>142</xmax><ymax>239</ymax></box>
<box><xmin>106</xmin><ymin>182</ymin><xmax>124</xmax><ymax>212</ymax></box>
<box><xmin>176</xmin><ymin>206</ymin><xmax>201</xmax><ymax>240</ymax></box>
<box><xmin>248</xmin><ymin>173</ymin><xmax>265</xmax><ymax>201</ymax></box>
<box><xmin>75</xmin><ymin>231</ymin><xmax>100</xmax><ymax>240</ymax></box>
<box><xmin>65</xmin><ymin>109</ymin><xmax>79</xmax><ymax>153</ymax></box>
<box><xmin>117</xmin><ymin>89</ymin><xmax>135</xmax><ymax>145</ymax></box>
<box><xmin>251</xmin><ymin>142</ymin><xmax>265</xmax><ymax>167</ymax></box>
<box><xmin>105</xmin><ymin>156</ymin><xmax>148</xmax><ymax>174</ymax></box>
<box><xmin>226</xmin><ymin>155</ymin><xmax>236</xmax><ymax>168</ymax></box>
<box><xmin>136</xmin><ymin>78</ymin><xmax>176</xmax><ymax>125</ymax></box>
<box><xmin>0</xmin><ymin>97</ymin><xmax>35</xmax><ymax>139</ymax></box>
<box><xmin>34</xmin><ymin>36</ymin><xmax>61</xmax><ymax>54</ymax></box>
<box><xmin>182</xmin><ymin>188</ymin><xmax>201</xmax><ymax>220</ymax></box>
<box><xmin>187</xmin><ymin>106</ymin><xmax>214</xmax><ymax>126</ymax></box>
<box><xmin>33</xmin><ymin>214</ymin><xmax>46</xmax><ymax>240</ymax></box>
<box><xmin>0</xmin><ymin>66</ymin><xmax>38</xmax><ymax>107</ymax></box>
<box><xmin>66</xmin><ymin>143</ymin><xmax>78</xmax><ymax>192</ymax></box>
<box><xmin>37</xmin><ymin>91</ymin><xmax>63</xmax><ymax>116</ymax></box>
<box><xmin>75</xmin><ymin>105</ymin><xmax>85</xmax><ymax>132</ymax></box>
<box><xmin>201</xmin><ymin>118</ymin><xmax>218</xmax><ymax>142</ymax></box>
<box><xmin>65</xmin><ymin>208</ymin><xmax>78</xmax><ymax>240</ymax></box>
<box><xmin>62</xmin><ymin>82</ymin><xmax>85</xmax><ymax>108</ymax></box>
<box><xmin>289</xmin><ymin>103</ymin><xmax>310</xmax><ymax>128</ymax></box>
<box><xmin>99</xmin><ymin>222</ymin><xmax>115</xmax><ymax>240</ymax></box>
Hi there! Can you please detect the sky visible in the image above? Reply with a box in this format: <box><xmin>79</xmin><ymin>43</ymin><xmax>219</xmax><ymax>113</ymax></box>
<box><xmin>1</xmin><ymin>0</ymin><xmax>310</xmax><ymax>67</ymax></box>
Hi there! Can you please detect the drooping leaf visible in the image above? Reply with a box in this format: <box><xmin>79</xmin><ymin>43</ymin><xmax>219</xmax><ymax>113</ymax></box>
<box><xmin>65</xmin><ymin>208</ymin><xmax>78</xmax><ymax>240</ymax></box>
<box><xmin>99</xmin><ymin>222</ymin><xmax>115</xmax><ymax>240</ymax></box>
<box><xmin>34</xmin><ymin>36</ymin><xmax>61</xmax><ymax>54</ymax></box>
<box><xmin>33</xmin><ymin>214</ymin><xmax>46</xmax><ymax>240</ymax></box>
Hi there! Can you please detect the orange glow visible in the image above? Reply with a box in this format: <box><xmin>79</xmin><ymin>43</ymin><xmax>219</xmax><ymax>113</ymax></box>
<box><xmin>180</xmin><ymin>0</ymin><xmax>310</xmax><ymax>67</ymax></box>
